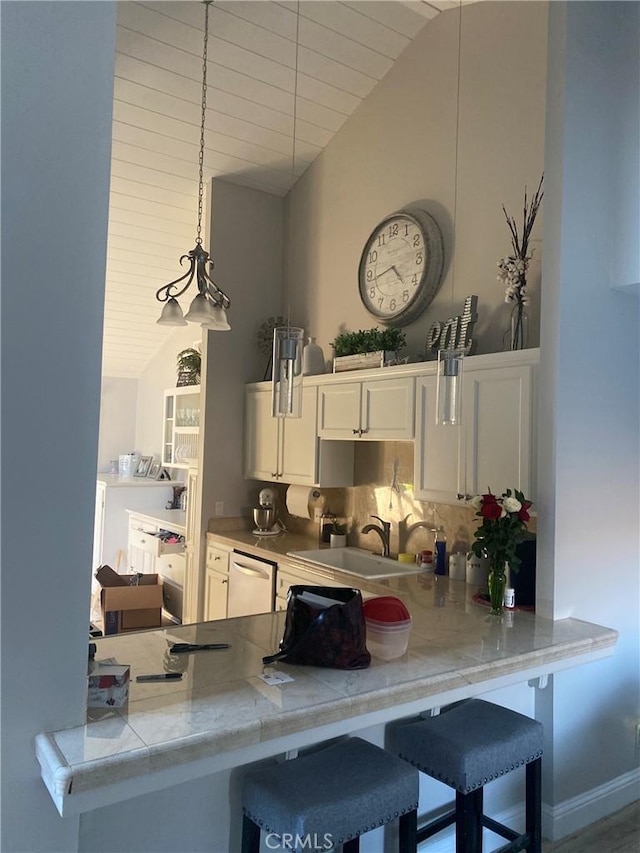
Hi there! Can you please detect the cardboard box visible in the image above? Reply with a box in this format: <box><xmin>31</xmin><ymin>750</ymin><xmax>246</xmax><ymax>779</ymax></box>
<box><xmin>87</xmin><ymin>662</ymin><xmax>130</xmax><ymax>707</ymax></box>
<box><xmin>100</xmin><ymin>574</ymin><xmax>163</xmax><ymax>635</ymax></box>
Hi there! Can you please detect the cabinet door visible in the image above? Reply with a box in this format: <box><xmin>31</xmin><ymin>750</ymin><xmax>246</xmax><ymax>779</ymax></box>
<box><xmin>464</xmin><ymin>365</ymin><xmax>534</xmax><ymax>501</ymax></box>
<box><xmin>244</xmin><ymin>386</ymin><xmax>279</xmax><ymax>480</ymax></box>
<box><xmin>317</xmin><ymin>383</ymin><xmax>362</xmax><ymax>438</ymax></box>
<box><xmin>361</xmin><ymin>377</ymin><xmax>415</xmax><ymax>439</ymax></box>
<box><xmin>204</xmin><ymin>570</ymin><xmax>228</xmax><ymax>621</ymax></box>
<box><xmin>281</xmin><ymin>386</ymin><xmax>318</xmax><ymax>485</ymax></box>
<box><xmin>414</xmin><ymin>375</ymin><xmax>464</xmax><ymax>504</ymax></box>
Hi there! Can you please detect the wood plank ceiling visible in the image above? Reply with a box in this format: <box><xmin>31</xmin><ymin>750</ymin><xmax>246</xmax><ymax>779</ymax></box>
<box><xmin>104</xmin><ymin>1</ymin><xmax>452</xmax><ymax>378</ymax></box>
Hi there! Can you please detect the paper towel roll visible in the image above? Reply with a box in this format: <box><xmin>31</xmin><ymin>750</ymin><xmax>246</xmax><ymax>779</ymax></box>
<box><xmin>286</xmin><ymin>485</ymin><xmax>321</xmax><ymax>519</ymax></box>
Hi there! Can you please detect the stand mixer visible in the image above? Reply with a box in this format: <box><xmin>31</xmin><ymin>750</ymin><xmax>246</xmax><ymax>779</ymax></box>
<box><xmin>252</xmin><ymin>487</ymin><xmax>281</xmax><ymax>536</ymax></box>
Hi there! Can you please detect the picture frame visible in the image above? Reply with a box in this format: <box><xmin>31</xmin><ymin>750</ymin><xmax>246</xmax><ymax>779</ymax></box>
<box><xmin>147</xmin><ymin>460</ymin><xmax>162</xmax><ymax>480</ymax></box>
<box><xmin>134</xmin><ymin>455</ymin><xmax>153</xmax><ymax>478</ymax></box>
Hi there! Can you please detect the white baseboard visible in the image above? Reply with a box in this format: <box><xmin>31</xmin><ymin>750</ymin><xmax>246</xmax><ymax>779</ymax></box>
<box><xmin>542</xmin><ymin>766</ymin><xmax>640</xmax><ymax>841</ymax></box>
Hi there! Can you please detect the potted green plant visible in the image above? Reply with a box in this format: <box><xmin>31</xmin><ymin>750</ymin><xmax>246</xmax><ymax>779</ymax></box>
<box><xmin>176</xmin><ymin>347</ymin><xmax>201</xmax><ymax>386</ymax></box>
<box><xmin>330</xmin><ymin>327</ymin><xmax>407</xmax><ymax>372</ymax></box>
<box><xmin>330</xmin><ymin>520</ymin><xmax>348</xmax><ymax>548</ymax></box>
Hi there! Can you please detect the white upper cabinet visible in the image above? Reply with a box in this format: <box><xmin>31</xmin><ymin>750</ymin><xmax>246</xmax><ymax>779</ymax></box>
<box><xmin>318</xmin><ymin>376</ymin><xmax>415</xmax><ymax>440</ymax></box>
<box><xmin>414</xmin><ymin>351</ymin><xmax>538</xmax><ymax>506</ymax></box>
<box><xmin>463</xmin><ymin>363</ymin><xmax>535</xmax><ymax>501</ymax></box>
<box><xmin>414</xmin><ymin>374</ymin><xmax>464</xmax><ymax>504</ymax></box>
<box><xmin>244</xmin><ymin>384</ymin><xmax>280</xmax><ymax>481</ymax></box>
<box><xmin>244</xmin><ymin>383</ymin><xmax>353</xmax><ymax>487</ymax></box>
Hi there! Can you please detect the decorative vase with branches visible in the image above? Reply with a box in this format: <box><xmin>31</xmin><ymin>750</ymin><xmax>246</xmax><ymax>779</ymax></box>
<box><xmin>498</xmin><ymin>175</ymin><xmax>544</xmax><ymax>350</ymax></box>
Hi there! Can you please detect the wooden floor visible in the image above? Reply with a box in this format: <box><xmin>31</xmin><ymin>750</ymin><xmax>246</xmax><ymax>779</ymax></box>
<box><xmin>543</xmin><ymin>801</ymin><xmax>640</xmax><ymax>853</ymax></box>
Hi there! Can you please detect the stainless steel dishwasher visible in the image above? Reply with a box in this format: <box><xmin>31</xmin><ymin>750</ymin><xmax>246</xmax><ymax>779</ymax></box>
<box><xmin>227</xmin><ymin>549</ymin><xmax>277</xmax><ymax>618</ymax></box>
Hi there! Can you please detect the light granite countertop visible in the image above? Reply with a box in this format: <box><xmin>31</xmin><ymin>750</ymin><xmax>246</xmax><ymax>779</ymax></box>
<box><xmin>36</xmin><ymin>574</ymin><xmax>617</xmax><ymax>817</ymax></box>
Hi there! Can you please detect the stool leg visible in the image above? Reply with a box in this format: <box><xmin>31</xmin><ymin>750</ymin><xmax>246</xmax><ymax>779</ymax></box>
<box><xmin>399</xmin><ymin>809</ymin><xmax>417</xmax><ymax>853</ymax></box>
<box><xmin>526</xmin><ymin>758</ymin><xmax>542</xmax><ymax>853</ymax></box>
<box><xmin>241</xmin><ymin>814</ymin><xmax>261</xmax><ymax>853</ymax></box>
<box><xmin>456</xmin><ymin>788</ymin><xmax>483</xmax><ymax>853</ymax></box>
<box><xmin>342</xmin><ymin>838</ymin><xmax>360</xmax><ymax>853</ymax></box>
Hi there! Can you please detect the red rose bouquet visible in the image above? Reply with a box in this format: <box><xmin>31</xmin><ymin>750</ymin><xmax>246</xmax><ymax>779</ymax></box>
<box><xmin>470</xmin><ymin>488</ymin><xmax>533</xmax><ymax>612</ymax></box>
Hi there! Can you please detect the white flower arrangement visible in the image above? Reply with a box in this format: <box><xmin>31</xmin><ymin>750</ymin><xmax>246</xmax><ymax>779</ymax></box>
<box><xmin>497</xmin><ymin>176</ymin><xmax>544</xmax><ymax>307</ymax></box>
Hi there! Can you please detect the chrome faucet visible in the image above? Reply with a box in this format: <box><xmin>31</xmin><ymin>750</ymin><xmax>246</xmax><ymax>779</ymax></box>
<box><xmin>361</xmin><ymin>515</ymin><xmax>392</xmax><ymax>558</ymax></box>
<box><xmin>405</xmin><ymin>520</ymin><xmax>437</xmax><ymax>548</ymax></box>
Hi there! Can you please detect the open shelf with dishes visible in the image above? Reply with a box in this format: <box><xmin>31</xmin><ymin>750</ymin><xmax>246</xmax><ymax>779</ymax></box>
<box><xmin>162</xmin><ymin>386</ymin><xmax>201</xmax><ymax>469</ymax></box>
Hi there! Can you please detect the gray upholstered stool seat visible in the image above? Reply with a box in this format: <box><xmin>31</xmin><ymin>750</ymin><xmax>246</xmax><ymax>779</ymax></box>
<box><xmin>241</xmin><ymin>736</ymin><xmax>419</xmax><ymax>852</ymax></box>
<box><xmin>393</xmin><ymin>699</ymin><xmax>543</xmax><ymax>853</ymax></box>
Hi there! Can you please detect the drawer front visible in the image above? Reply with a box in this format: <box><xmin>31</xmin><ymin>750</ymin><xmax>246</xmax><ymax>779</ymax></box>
<box><xmin>206</xmin><ymin>544</ymin><xmax>230</xmax><ymax>573</ymax></box>
<box><xmin>157</xmin><ymin>553</ymin><xmax>186</xmax><ymax>586</ymax></box>
<box><xmin>130</xmin><ymin>528</ymin><xmax>184</xmax><ymax>558</ymax></box>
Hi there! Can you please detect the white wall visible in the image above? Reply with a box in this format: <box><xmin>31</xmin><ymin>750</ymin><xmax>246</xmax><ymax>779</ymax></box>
<box><xmin>135</xmin><ymin>325</ymin><xmax>202</xmax><ymax>460</ymax></box>
<box><xmin>284</xmin><ymin>2</ymin><xmax>548</xmax><ymax>360</ymax></box>
<box><xmin>537</xmin><ymin>0</ymin><xmax>640</xmax><ymax>834</ymax></box>
<box><xmin>198</xmin><ymin>179</ymin><xmax>284</xmax><ymax>520</ymax></box>
<box><xmin>0</xmin><ymin>3</ymin><xmax>117</xmax><ymax>851</ymax></box>
<box><xmin>97</xmin><ymin>377</ymin><xmax>138</xmax><ymax>471</ymax></box>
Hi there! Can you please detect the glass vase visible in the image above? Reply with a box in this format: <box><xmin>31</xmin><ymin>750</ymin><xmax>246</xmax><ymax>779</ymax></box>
<box><xmin>488</xmin><ymin>567</ymin><xmax>507</xmax><ymax>615</ymax></box>
<box><xmin>509</xmin><ymin>302</ymin><xmax>529</xmax><ymax>351</ymax></box>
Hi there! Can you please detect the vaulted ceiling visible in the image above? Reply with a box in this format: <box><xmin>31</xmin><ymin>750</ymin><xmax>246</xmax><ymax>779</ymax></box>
<box><xmin>103</xmin><ymin>1</ymin><xmax>455</xmax><ymax>378</ymax></box>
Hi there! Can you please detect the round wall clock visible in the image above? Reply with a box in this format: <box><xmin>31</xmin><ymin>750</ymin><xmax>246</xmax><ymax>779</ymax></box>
<box><xmin>358</xmin><ymin>209</ymin><xmax>444</xmax><ymax>326</ymax></box>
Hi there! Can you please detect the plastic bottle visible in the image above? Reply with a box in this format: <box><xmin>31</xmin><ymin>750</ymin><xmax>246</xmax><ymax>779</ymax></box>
<box><xmin>417</xmin><ymin>550</ymin><xmax>434</xmax><ymax>572</ymax></box>
<box><xmin>434</xmin><ymin>527</ymin><xmax>447</xmax><ymax>575</ymax></box>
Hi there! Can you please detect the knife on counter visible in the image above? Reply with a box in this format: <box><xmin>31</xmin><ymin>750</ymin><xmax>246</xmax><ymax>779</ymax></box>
<box><xmin>169</xmin><ymin>642</ymin><xmax>231</xmax><ymax>654</ymax></box>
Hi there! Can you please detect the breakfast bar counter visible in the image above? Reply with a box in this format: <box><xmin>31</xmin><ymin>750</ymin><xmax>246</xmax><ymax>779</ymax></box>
<box><xmin>36</xmin><ymin>575</ymin><xmax>617</xmax><ymax>820</ymax></box>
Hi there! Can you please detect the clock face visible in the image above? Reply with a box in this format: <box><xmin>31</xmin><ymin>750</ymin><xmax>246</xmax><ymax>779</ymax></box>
<box><xmin>358</xmin><ymin>209</ymin><xmax>444</xmax><ymax>325</ymax></box>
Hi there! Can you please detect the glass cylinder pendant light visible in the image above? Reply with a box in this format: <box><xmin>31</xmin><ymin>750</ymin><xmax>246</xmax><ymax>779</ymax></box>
<box><xmin>272</xmin><ymin>327</ymin><xmax>304</xmax><ymax>418</ymax></box>
<box><xmin>155</xmin><ymin>1</ymin><xmax>230</xmax><ymax>330</ymax></box>
<box><xmin>436</xmin><ymin>348</ymin><xmax>464</xmax><ymax>425</ymax></box>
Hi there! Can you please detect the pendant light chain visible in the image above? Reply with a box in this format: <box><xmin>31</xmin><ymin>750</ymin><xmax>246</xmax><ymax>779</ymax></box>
<box><xmin>155</xmin><ymin>0</ymin><xmax>231</xmax><ymax>329</ymax></box>
<box><xmin>196</xmin><ymin>0</ymin><xmax>211</xmax><ymax>246</ymax></box>
<box><xmin>290</xmin><ymin>1</ymin><xmax>300</xmax><ymax>189</ymax></box>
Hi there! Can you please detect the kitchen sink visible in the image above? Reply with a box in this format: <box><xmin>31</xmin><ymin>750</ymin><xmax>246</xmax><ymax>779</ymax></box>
<box><xmin>286</xmin><ymin>547</ymin><xmax>423</xmax><ymax>580</ymax></box>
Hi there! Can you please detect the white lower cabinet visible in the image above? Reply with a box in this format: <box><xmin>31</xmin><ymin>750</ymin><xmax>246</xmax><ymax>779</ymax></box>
<box><xmin>127</xmin><ymin>515</ymin><xmax>159</xmax><ymax>575</ymax></box>
<box><xmin>414</xmin><ymin>356</ymin><xmax>537</xmax><ymax>505</ymax></box>
<box><xmin>244</xmin><ymin>383</ymin><xmax>353</xmax><ymax>486</ymax></box>
<box><xmin>204</xmin><ymin>570</ymin><xmax>229</xmax><ymax>622</ymax></box>
<box><xmin>204</xmin><ymin>542</ymin><xmax>231</xmax><ymax>622</ymax></box>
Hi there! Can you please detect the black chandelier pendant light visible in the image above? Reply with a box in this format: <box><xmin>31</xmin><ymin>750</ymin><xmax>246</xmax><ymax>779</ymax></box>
<box><xmin>155</xmin><ymin>0</ymin><xmax>230</xmax><ymax>330</ymax></box>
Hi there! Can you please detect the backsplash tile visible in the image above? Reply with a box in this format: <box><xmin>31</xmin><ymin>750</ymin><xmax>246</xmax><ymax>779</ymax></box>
<box><xmin>281</xmin><ymin>442</ymin><xmax>536</xmax><ymax>559</ymax></box>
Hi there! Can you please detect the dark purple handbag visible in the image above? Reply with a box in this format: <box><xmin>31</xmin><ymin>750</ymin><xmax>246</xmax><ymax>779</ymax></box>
<box><xmin>262</xmin><ymin>586</ymin><xmax>371</xmax><ymax>670</ymax></box>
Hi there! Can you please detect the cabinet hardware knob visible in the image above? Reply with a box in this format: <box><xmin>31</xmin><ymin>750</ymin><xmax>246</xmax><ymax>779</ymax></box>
<box><xmin>361</xmin><ymin>428</ymin><xmax>368</xmax><ymax>434</ymax></box>
<box><xmin>352</xmin><ymin>428</ymin><xmax>359</xmax><ymax>434</ymax></box>
<box><xmin>222</xmin><ymin>578</ymin><xmax>228</xmax><ymax>584</ymax></box>
<box><xmin>457</xmin><ymin>494</ymin><xmax>464</xmax><ymax>501</ymax></box>
<box><xmin>214</xmin><ymin>556</ymin><xmax>220</xmax><ymax>561</ymax></box>
<box><xmin>271</xmin><ymin>472</ymin><xmax>278</xmax><ymax>478</ymax></box>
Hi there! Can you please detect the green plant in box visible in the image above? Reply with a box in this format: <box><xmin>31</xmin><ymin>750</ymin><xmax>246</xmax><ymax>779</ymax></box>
<box><xmin>176</xmin><ymin>347</ymin><xmax>201</xmax><ymax>386</ymax></box>
<box><xmin>330</xmin><ymin>327</ymin><xmax>406</xmax><ymax>357</ymax></box>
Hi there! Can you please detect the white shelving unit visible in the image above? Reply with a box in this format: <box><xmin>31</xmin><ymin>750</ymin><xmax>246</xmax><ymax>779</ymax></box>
<box><xmin>162</xmin><ymin>386</ymin><xmax>201</xmax><ymax>470</ymax></box>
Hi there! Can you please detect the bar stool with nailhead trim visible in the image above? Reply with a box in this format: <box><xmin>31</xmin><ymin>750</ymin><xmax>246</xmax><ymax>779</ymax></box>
<box><xmin>241</xmin><ymin>736</ymin><xmax>419</xmax><ymax>852</ymax></box>
<box><xmin>392</xmin><ymin>699</ymin><xmax>543</xmax><ymax>853</ymax></box>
